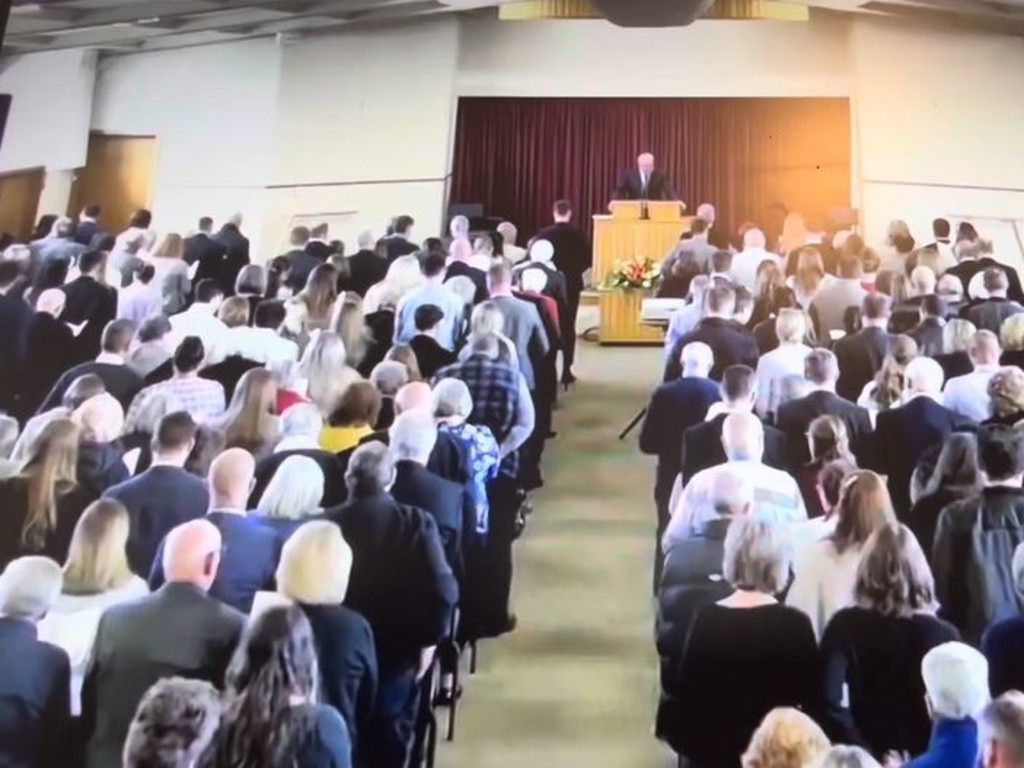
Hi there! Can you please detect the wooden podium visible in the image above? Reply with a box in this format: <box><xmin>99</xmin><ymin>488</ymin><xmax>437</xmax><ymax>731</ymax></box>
<box><xmin>594</xmin><ymin>202</ymin><xmax>693</xmax><ymax>345</ymax></box>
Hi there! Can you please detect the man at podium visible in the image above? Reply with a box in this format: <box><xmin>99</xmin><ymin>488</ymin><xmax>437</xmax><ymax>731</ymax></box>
<box><xmin>614</xmin><ymin>152</ymin><xmax>677</xmax><ymax>201</ymax></box>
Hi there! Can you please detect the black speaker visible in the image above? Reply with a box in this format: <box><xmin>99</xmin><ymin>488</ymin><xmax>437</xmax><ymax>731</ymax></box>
<box><xmin>0</xmin><ymin>95</ymin><xmax>10</xmax><ymax>153</ymax></box>
<box><xmin>590</xmin><ymin>0</ymin><xmax>715</xmax><ymax>26</ymax></box>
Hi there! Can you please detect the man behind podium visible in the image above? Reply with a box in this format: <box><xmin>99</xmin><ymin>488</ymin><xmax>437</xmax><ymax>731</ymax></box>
<box><xmin>615</xmin><ymin>152</ymin><xmax>677</xmax><ymax>201</ymax></box>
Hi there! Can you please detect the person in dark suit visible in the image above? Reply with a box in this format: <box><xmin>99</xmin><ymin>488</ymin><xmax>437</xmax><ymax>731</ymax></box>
<box><xmin>384</xmin><ymin>215</ymin><xmax>420</xmax><ymax>263</ymax></box>
<box><xmin>614</xmin><ymin>152</ymin><xmax>677</xmax><ymax>201</ymax></box>
<box><xmin>280</xmin><ymin>226</ymin><xmax>320</xmax><ymax>294</ymax></box>
<box><xmin>305</xmin><ymin>222</ymin><xmax>334</xmax><ymax>262</ymax></box>
<box><xmin>212</xmin><ymin>214</ymin><xmax>250</xmax><ymax>295</ymax></box>
<box><xmin>37</xmin><ymin>319</ymin><xmax>143</xmax><ymax>415</ymax></box>
<box><xmin>964</xmin><ymin>268</ymin><xmax>1024</xmax><ymax>335</ymax></box>
<box><xmin>0</xmin><ymin>556</ymin><xmax>71</xmax><ymax>768</ymax></box>
<box><xmin>0</xmin><ymin>260</ymin><xmax>33</xmax><ymax>414</ymax></box>
<box><xmin>31</xmin><ymin>216</ymin><xmax>88</xmax><ymax>266</ymax></box>
<box><xmin>533</xmin><ymin>200</ymin><xmax>591</xmax><ymax>384</ymax></box>
<box><xmin>342</xmin><ymin>230</ymin><xmax>389</xmax><ymax>297</ymax></box>
<box><xmin>81</xmin><ymin>518</ymin><xmax>245</xmax><ymax>768</ymax></box>
<box><xmin>184</xmin><ymin>216</ymin><xmax>232</xmax><ymax>296</ymax></box>
<box><xmin>74</xmin><ymin>205</ymin><xmax>103</xmax><ymax>247</ymax></box>
<box><xmin>907</xmin><ymin>294</ymin><xmax>947</xmax><ymax>357</ymax></box>
<box><xmin>681</xmin><ymin>365</ymin><xmax>788</xmax><ymax>486</ymax></box>
<box><xmin>105</xmin><ymin>412</ymin><xmax>208</xmax><ymax>575</ymax></box>
<box><xmin>61</xmin><ymin>250</ymin><xmax>117</xmax><ymax>363</ymax></box>
<box><xmin>388</xmin><ymin>411</ymin><xmax>470</xmax><ymax>581</ymax></box>
<box><xmin>149</xmin><ymin>448</ymin><xmax>278</xmax><ymax>614</ymax></box>
<box><xmin>640</xmin><ymin>341</ymin><xmax>721</xmax><ymax>591</ymax></box>
<box><xmin>776</xmin><ymin>349</ymin><xmax>873</xmax><ymax>470</ymax></box>
<box><xmin>870</xmin><ymin>357</ymin><xmax>977</xmax><ymax>515</ymax></box>
<box><xmin>325</xmin><ymin>443</ymin><xmax>458</xmax><ymax>768</ymax></box>
<box><xmin>20</xmin><ymin>290</ymin><xmax>78</xmax><ymax>417</ymax></box>
<box><xmin>409</xmin><ymin>305</ymin><xmax>457</xmax><ymax>380</ymax></box>
<box><xmin>947</xmin><ymin>240</ymin><xmax>1024</xmax><ymax>305</ymax></box>
<box><xmin>664</xmin><ymin>284</ymin><xmax>760</xmax><ymax>381</ymax></box>
<box><xmin>513</xmin><ymin>240</ymin><xmax>569</xmax><ymax>325</ymax></box>
<box><xmin>834</xmin><ymin>293</ymin><xmax>893</xmax><ymax>402</ymax></box>
<box><xmin>276</xmin><ymin>521</ymin><xmax>377</xmax><ymax>762</ymax></box>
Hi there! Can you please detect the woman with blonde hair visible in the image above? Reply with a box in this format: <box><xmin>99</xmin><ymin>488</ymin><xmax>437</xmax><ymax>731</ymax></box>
<box><xmin>39</xmin><ymin>498</ymin><xmax>147</xmax><ymax>712</ymax></box>
<box><xmin>820</xmin><ymin>523</ymin><xmax>958</xmax><ymax>757</ymax></box>
<box><xmin>795</xmin><ymin>416</ymin><xmax>857</xmax><ymax>520</ymax></box>
<box><xmin>329</xmin><ymin>292</ymin><xmax>373</xmax><ymax>371</ymax></box>
<box><xmin>462</xmin><ymin>301</ymin><xmax>518</xmax><ymax>366</ymax></box>
<box><xmin>384</xmin><ymin>343</ymin><xmax>423</xmax><ymax>383</ymax></box>
<box><xmin>300</xmin><ymin>263</ymin><xmax>339</xmax><ymax>331</ymax></box>
<box><xmin>235</xmin><ymin>263</ymin><xmax>268</xmax><ymax>321</ymax></box>
<box><xmin>214</xmin><ymin>368</ymin><xmax>280</xmax><ymax>459</ymax></box>
<box><xmin>364</xmin><ymin>254</ymin><xmax>423</xmax><ymax>314</ymax></box>
<box><xmin>275</xmin><ymin>520</ymin><xmax>377</xmax><ymax>748</ymax></box>
<box><xmin>778</xmin><ymin>212</ymin><xmax>809</xmax><ymax>259</ymax></box>
<box><xmin>986</xmin><ymin>367</ymin><xmax>1024</xmax><ymax>426</ymax></box>
<box><xmin>253</xmin><ymin>456</ymin><xmax>325</xmax><ymax>545</ymax></box>
<box><xmin>300</xmin><ymin>331</ymin><xmax>362</xmax><ymax>417</ymax></box>
<box><xmin>789</xmin><ymin>247</ymin><xmax>830</xmax><ymax>309</ymax></box>
<box><xmin>145</xmin><ymin>233</ymin><xmax>190</xmax><ymax>314</ymax></box>
<box><xmin>878</xmin><ymin>219</ymin><xmax>916</xmax><ymax>274</ymax></box>
<box><xmin>1000</xmin><ymin>313</ymin><xmax>1024</xmax><ymax>369</ymax></box>
<box><xmin>0</xmin><ymin>419</ymin><xmax>89</xmax><ymax>570</ymax></box>
<box><xmin>742</xmin><ymin>707</ymin><xmax>830</xmax><ymax>768</ymax></box>
<box><xmin>934</xmin><ymin>318</ymin><xmax>977</xmax><ymax>381</ymax></box>
<box><xmin>858</xmin><ymin>334</ymin><xmax>919</xmax><ymax>425</ymax></box>
<box><xmin>788</xmin><ymin>470</ymin><xmax>896</xmax><ymax>638</ymax></box>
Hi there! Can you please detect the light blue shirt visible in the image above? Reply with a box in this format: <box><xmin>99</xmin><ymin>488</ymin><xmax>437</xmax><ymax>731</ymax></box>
<box><xmin>394</xmin><ymin>282</ymin><xmax>467</xmax><ymax>350</ymax></box>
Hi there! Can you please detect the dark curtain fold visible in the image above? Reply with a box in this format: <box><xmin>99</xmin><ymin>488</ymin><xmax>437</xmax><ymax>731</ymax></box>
<box><xmin>449</xmin><ymin>97</ymin><xmax>851</xmax><ymax>245</ymax></box>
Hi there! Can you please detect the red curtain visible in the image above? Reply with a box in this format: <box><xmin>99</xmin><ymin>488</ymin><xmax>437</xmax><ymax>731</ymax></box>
<box><xmin>449</xmin><ymin>97</ymin><xmax>851</xmax><ymax>243</ymax></box>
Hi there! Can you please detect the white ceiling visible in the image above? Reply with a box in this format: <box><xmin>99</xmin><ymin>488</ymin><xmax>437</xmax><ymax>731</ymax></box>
<box><xmin>5</xmin><ymin>0</ymin><xmax>1024</xmax><ymax>54</ymax></box>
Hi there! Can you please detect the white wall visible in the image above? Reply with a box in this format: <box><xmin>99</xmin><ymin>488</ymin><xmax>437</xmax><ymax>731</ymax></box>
<box><xmin>0</xmin><ymin>49</ymin><xmax>97</xmax><ymax>176</ymax></box>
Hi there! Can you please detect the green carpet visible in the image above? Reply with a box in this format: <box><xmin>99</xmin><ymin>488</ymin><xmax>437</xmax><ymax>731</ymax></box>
<box><xmin>441</xmin><ymin>343</ymin><xmax>675</xmax><ymax>767</ymax></box>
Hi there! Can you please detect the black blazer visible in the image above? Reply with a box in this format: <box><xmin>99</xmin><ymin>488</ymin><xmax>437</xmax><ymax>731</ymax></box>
<box><xmin>409</xmin><ymin>334</ymin><xmax>457</xmax><ymax>379</ymax></box>
<box><xmin>184</xmin><ymin>233</ymin><xmax>233</xmax><ymax>296</ymax></box>
<box><xmin>251</xmin><ymin>448</ymin><xmax>347</xmax><ymax>509</ymax></box>
<box><xmin>833</xmin><ymin>327</ymin><xmax>890</xmax><ymax>402</ymax></box>
<box><xmin>0</xmin><ymin>618</ymin><xmax>71</xmax><ymax>768</ymax></box>
<box><xmin>775</xmin><ymin>390</ymin><xmax>873</xmax><ymax>470</ymax></box>
<box><xmin>0</xmin><ymin>293</ymin><xmax>32</xmax><ymax>411</ymax></box>
<box><xmin>533</xmin><ymin>223</ymin><xmax>591</xmax><ymax>292</ymax></box>
<box><xmin>389</xmin><ymin>460</ymin><xmax>471</xmax><ymax>580</ymax></box>
<box><xmin>384</xmin><ymin>236</ymin><xmax>419</xmax><ymax>263</ymax></box>
<box><xmin>640</xmin><ymin>377</ymin><xmax>721</xmax><ymax>495</ymax></box>
<box><xmin>300</xmin><ymin>602</ymin><xmax>377</xmax><ymax>759</ymax></box>
<box><xmin>305</xmin><ymin>240</ymin><xmax>332</xmax><ymax>262</ymax></box>
<box><xmin>614</xmin><ymin>168</ymin><xmax>677</xmax><ymax>201</ymax></box>
<box><xmin>325</xmin><ymin>492</ymin><xmax>458</xmax><ymax>661</ymax></box>
<box><xmin>342</xmin><ymin>250</ymin><xmax>388</xmax><ymax>297</ymax></box>
<box><xmin>0</xmin><ymin>478</ymin><xmax>95</xmax><ymax>572</ymax></box>
<box><xmin>105</xmin><ymin>465</ymin><xmax>209</xmax><ymax>575</ymax></box>
<box><xmin>664</xmin><ymin>318</ymin><xmax>760</xmax><ymax>382</ymax></box>
<box><xmin>211</xmin><ymin>224</ymin><xmax>250</xmax><ymax>295</ymax></box>
<box><xmin>907</xmin><ymin>317</ymin><xmax>945</xmax><ymax>357</ymax></box>
<box><xmin>74</xmin><ymin>220</ymin><xmax>100</xmax><ymax>247</ymax></box>
<box><xmin>681</xmin><ymin>413</ymin><xmax>788</xmax><ymax>485</ymax></box>
<box><xmin>947</xmin><ymin>257</ymin><xmax>1024</xmax><ymax>305</ymax></box>
<box><xmin>77</xmin><ymin>440</ymin><xmax>129</xmax><ymax>499</ymax></box>
<box><xmin>60</xmin><ymin>276</ymin><xmax>116</xmax><ymax>361</ymax></box>
<box><xmin>38</xmin><ymin>361</ymin><xmax>143</xmax><ymax>415</ymax></box>
<box><xmin>149</xmin><ymin>511</ymin><xmax>279</xmax><ymax>613</ymax></box>
<box><xmin>444</xmin><ymin>261</ymin><xmax>488</xmax><ymax>305</ymax></box>
<box><xmin>21</xmin><ymin>313</ymin><xmax>78</xmax><ymax>413</ymax></box>
<box><xmin>282</xmin><ymin>248</ymin><xmax>320</xmax><ymax>293</ymax></box>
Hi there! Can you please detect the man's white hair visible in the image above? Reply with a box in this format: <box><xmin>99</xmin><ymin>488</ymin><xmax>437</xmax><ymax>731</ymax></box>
<box><xmin>743</xmin><ymin>228</ymin><xmax>766</xmax><ymax>250</ymax></box>
<box><xmin>258</xmin><ymin>456</ymin><xmax>324</xmax><ymax>520</ymax></box>
<box><xmin>497</xmin><ymin>221</ymin><xmax>518</xmax><ymax>245</ymax></box>
<box><xmin>3</xmin><ymin>244</ymin><xmax>31</xmax><ymax>262</ymax></box>
<box><xmin>681</xmin><ymin>341</ymin><xmax>713</xmax><ymax>373</ymax></box>
<box><xmin>279</xmin><ymin>403</ymin><xmax>323</xmax><ymax>438</ymax></box>
<box><xmin>0</xmin><ymin>556</ymin><xmax>62</xmax><ymax>620</ymax></box>
<box><xmin>276</xmin><ymin>520</ymin><xmax>352</xmax><ymax>605</ymax></box>
<box><xmin>389</xmin><ymin>410</ymin><xmax>438</xmax><ymax>464</ymax></box>
<box><xmin>937</xmin><ymin>274</ymin><xmax>964</xmax><ymax>299</ymax></box>
<box><xmin>370</xmin><ymin>361</ymin><xmax>410</xmax><ymax>397</ymax></box>
<box><xmin>905</xmin><ymin>357</ymin><xmax>945</xmax><ymax>394</ymax></box>
<box><xmin>445</xmin><ymin>275</ymin><xmax>476</xmax><ymax>306</ymax></box>
<box><xmin>529</xmin><ymin>240</ymin><xmax>554</xmax><ymax>264</ymax></box>
<box><xmin>696</xmin><ymin>202</ymin><xmax>716</xmax><ymax>222</ymax></box>
<box><xmin>450</xmin><ymin>215</ymin><xmax>470</xmax><ymax>239</ymax></box>
<box><xmin>432</xmin><ymin>378</ymin><xmax>473</xmax><ymax>420</ymax></box>
<box><xmin>356</xmin><ymin>230</ymin><xmax>374</xmax><ymax>250</ymax></box>
<box><xmin>921</xmin><ymin>642</ymin><xmax>989</xmax><ymax>720</ymax></box>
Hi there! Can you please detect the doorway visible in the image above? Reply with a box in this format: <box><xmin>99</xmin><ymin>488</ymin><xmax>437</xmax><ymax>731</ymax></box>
<box><xmin>68</xmin><ymin>134</ymin><xmax>157</xmax><ymax>234</ymax></box>
<box><xmin>0</xmin><ymin>167</ymin><xmax>45</xmax><ymax>241</ymax></box>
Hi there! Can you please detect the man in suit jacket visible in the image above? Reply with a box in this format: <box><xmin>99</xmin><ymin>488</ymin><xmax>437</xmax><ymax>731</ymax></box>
<box><xmin>81</xmin><ymin>519</ymin><xmax>245</xmax><ymax>768</ymax></box>
<box><xmin>812</xmin><ymin>256</ymin><xmax>869</xmax><ymax>340</ymax></box>
<box><xmin>513</xmin><ymin>241</ymin><xmax>569</xmax><ymax>323</ymax></box>
<box><xmin>947</xmin><ymin>241</ymin><xmax>1024</xmax><ymax>305</ymax></box>
<box><xmin>445</xmin><ymin>237</ymin><xmax>488</xmax><ymax>304</ymax></box>
<box><xmin>74</xmin><ymin>205</ymin><xmax>104</xmax><ymax>247</ymax></box>
<box><xmin>281</xmin><ymin>225</ymin><xmax>320</xmax><ymax>294</ymax></box>
<box><xmin>385</xmin><ymin>215</ymin><xmax>420</xmax><ymax>263</ymax></box>
<box><xmin>834</xmin><ymin>293</ymin><xmax>892</xmax><ymax>401</ymax></box>
<box><xmin>486</xmin><ymin>261</ymin><xmax>551</xmax><ymax>391</ymax></box>
<box><xmin>614</xmin><ymin>152</ymin><xmax>677</xmax><ymax>201</ymax></box>
<box><xmin>31</xmin><ymin>216</ymin><xmax>87</xmax><ymax>266</ymax></box>
<box><xmin>0</xmin><ymin>261</ymin><xmax>32</xmax><ymax>414</ymax></box>
<box><xmin>61</xmin><ymin>250</ymin><xmax>117</xmax><ymax>363</ymax></box>
<box><xmin>343</xmin><ymin>230</ymin><xmax>388</xmax><ymax>297</ymax></box>
<box><xmin>105</xmin><ymin>412</ymin><xmax>209</xmax><ymax>575</ymax></box>
<box><xmin>408</xmin><ymin>305</ymin><xmax>457</xmax><ymax>380</ymax></box>
<box><xmin>775</xmin><ymin>349</ymin><xmax>873</xmax><ymax>470</ymax></box>
<box><xmin>640</xmin><ymin>342</ymin><xmax>721</xmax><ymax>591</ymax></box>
<box><xmin>681</xmin><ymin>364</ymin><xmax>788</xmax><ymax>486</ymax></box>
<box><xmin>965</xmin><ymin>269</ymin><xmax>1024</xmax><ymax>334</ymax></box>
<box><xmin>533</xmin><ymin>200</ymin><xmax>591</xmax><ymax>383</ymax></box>
<box><xmin>184</xmin><ymin>216</ymin><xmax>232</xmax><ymax>297</ymax></box>
<box><xmin>305</xmin><ymin>222</ymin><xmax>333</xmax><ymax>262</ymax></box>
<box><xmin>37</xmin><ymin>319</ymin><xmax>143</xmax><ymax>414</ymax></box>
<box><xmin>212</xmin><ymin>214</ymin><xmax>250</xmax><ymax>292</ymax></box>
<box><xmin>907</xmin><ymin>295</ymin><xmax>947</xmax><ymax>357</ymax></box>
<box><xmin>325</xmin><ymin>443</ymin><xmax>458</xmax><ymax>768</ymax></box>
<box><xmin>871</xmin><ymin>357</ymin><xmax>976</xmax><ymax>514</ymax></box>
<box><xmin>664</xmin><ymin>284</ymin><xmax>760</xmax><ymax>382</ymax></box>
<box><xmin>149</xmin><ymin>449</ymin><xmax>278</xmax><ymax>613</ymax></box>
<box><xmin>0</xmin><ymin>557</ymin><xmax>71</xmax><ymax>768</ymax></box>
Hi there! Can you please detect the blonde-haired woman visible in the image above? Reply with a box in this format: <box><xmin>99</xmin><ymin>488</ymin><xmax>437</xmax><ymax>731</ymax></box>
<box><xmin>858</xmin><ymin>334</ymin><xmax>919</xmax><ymax>426</ymax></box>
<box><xmin>820</xmin><ymin>523</ymin><xmax>958</xmax><ymax>757</ymax></box>
<box><xmin>214</xmin><ymin>368</ymin><xmax>279</xmax><ymax>459</ymax></box>
<box><xmin>986</xmin><ymin>367</ymin><xmax>1024</xmax><ymax>426</ymax></box>
<box><xmin>72</xmin><ymin>393</ymin><xmax>130</xmax><ymax>497</ymax></box>
<box><xmin>789</xmin><ymin>247</ymin><xmax>830</xmax><ymax>310</ymax></box>
<box><xmin>1000</xmin><ymin>313</ymin><xmax>1024</xmax><ymax>369</ymax></box>
<box><xmin>935</xmin><ymin>318</ymin><xmax>977</xmax><ymax>382</ymax></box>
<box><xmin>878</xmin><ymin>219</ymin><xmax>916</xmax><ymax>274</ymax></box>
<box><xmin>39</xmin><ymin>498</ymin><xmax>147</xmax><ymax>712</ymax></box>
<box><xmin>276</xmin><ymin>520</ymin><xmax>377</xmax><ymax>748</ymax></box>
<box><xmin>0</xmin><ymin>419</ymin><xmax>90</xmax><ymax>570</ymax></box>
<box><xmin>364</xmin><ymin>254</ymin><xmax>424</xmax><ymax>314</ymax></box>
<box><xmin>329</xmin><ymin>292</ymin><xmax>373</xmax><ymax>371</ymax></box>
<box><xmin>300</xmin><ymin>331</ymin><xmax>362</xmax><ymax>417</ymax></box>
<box><xmin>300</xmin><ymin>263</ymin><xmax>339</xmax><ymax>332</ymax></box>
<box><xmin>253</xmin><ymin>456</ymin><xmax>325</xmax><ymax>546</ymax></box>
<box><xmin>145</xmin><ymin>233</ymin><xmax>190</xmax><ymax>315</ymax></box>
<box><xmin>788</xmin><ymin>470</ymin><xmax>896</xmax><ymax>638</ymax></box>
<box><xmin>778</xmin><ymin>212</ymin><xmax>809</xmax><ymax>259</ymax></box>
<box><xmin>754</xmin><ymin>308</ymin><xmax>812</xmax><ymax>418</ymax></box>
<box><xmin>742</xmin><ymin>707</ymin><xmax>830</xmax><ymax>768</ymax></box>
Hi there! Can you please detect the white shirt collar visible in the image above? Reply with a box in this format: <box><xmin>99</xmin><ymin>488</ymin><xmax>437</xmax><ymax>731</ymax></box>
<box><xmin>96</xmin><ymin>352</ymin><xmax>125</xmax><ymax>366</ymax></box>
<box><xmin>275</xmin><ymin>435</ymin><xmax>320</xmax><ymax>453</ymax></box>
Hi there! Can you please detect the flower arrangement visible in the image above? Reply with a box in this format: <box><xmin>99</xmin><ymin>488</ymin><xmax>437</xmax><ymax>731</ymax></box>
<box><xmin>603</xmin><ymin>256</ymin><xmax>661</xmax><ymax>290</ymax></box>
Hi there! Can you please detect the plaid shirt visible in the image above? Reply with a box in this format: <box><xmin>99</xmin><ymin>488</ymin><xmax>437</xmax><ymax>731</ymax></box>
<box><xmin>436</xmin><ymin>356</ymin><xmax>522</xmax><ymax>478</ymax></box>
<box><xmin>125</xmin><ymin>376</ymin><xmax>227</xmax><ymax>426</ymax></box>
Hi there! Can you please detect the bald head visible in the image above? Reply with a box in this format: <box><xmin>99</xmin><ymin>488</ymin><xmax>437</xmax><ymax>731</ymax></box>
<box><xmin>696</xmin><ymin>203</ymin><xmax>716</xmax><ymax>224</ymax></box>
<box><xmin>681</xmin><ymin>342</ymin><xmax>713</xmax><ymax>378</ymax></box>
<box><xmin>637</xmin><ymin>153</ymin><xmax>655</xmax><ymax>174</ymax></box>
<box><xmin>530</xmin><ymin>240</ymin><xmax>554</xmax><ymax>264</ymax></box>
<box><xmin>37</xmin><ymin>288</ymin><xmax>66</xmax><ymax>317</ymax></box>
<box><xmin>208</xmin><ymin>448</ymin><xmax>256</xmax><ymax>511</ymax></box>
<box><xmin>394</xmin><ymin>381</ymin><xmax>433</xmax><ymax>415</ymax></box>
<box><xmin>163</xmin><ymin>520</ymin><xmax>222</xmax><ymax>591</ymax></box>
<box><xmin>721</xmin><ymin>412</ymin><xmax>764</xmax><ymax>463</ymax></box>
<box><xmin>969</xmin><ymin>330</ymin><xmax>1002</xmax><ymax>367</ymax></box>
<box><xmin>450</xmin><ymin>237</ymin><xmax>472</xmax><ymax>264</ymax></box>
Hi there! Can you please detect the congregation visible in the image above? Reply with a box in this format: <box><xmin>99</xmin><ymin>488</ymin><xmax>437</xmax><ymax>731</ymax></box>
<box><xmin>642</xmin><ymin>213</ymin><xmax>1024</xmax><ymax>767</ymax></box>
<box><xmin>0</xmin><ymin>202</ymin><xmax>590</xmax><ymax>768</ymax></box>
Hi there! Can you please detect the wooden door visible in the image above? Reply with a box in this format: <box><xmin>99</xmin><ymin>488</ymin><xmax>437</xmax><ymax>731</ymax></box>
<box><xmin>0</xmin><ymin>167</ymin><xmax>44</xmax><ymax>241</ymax></box>
<box><xmin>68</xmin><ymin>134</ymin><xmax>157</xmax><ymax>234</ymax></box>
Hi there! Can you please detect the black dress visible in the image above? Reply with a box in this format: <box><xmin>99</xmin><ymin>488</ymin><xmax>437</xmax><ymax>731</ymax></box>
<box><xmin>658</xmin><ymin>602</ymin><xmax>819</xmax><ymax>768</ymax></box>
<box><xmin>908</xmin><ymin>488</ymin><xmax>971</xmax><ymax>562</ymax></box>
<box><xmin>820</xmin><ymin>606</ymin><xmax>960</xmax><ymax>757</ymax></box>
<box><xmin>0</xmin><ymin>478</ymin><xmax>94</xmax><ymax>571</ymax></box>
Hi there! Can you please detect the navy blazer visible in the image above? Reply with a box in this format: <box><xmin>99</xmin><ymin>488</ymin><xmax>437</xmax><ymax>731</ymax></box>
<box><xmin>300</xmin><ymin>602</ymin><xmax>377</xmax><ymax>760</ymax></box>
<box><xmin>0</xmin><ymin>293</ymin><xmax>32</xmax><ymax>411</ymax></box>
<box><xmin>664</xmin><ymin>318</ymin><xmax>760</xmax><ymax>382</ymax></box>
<box><xmin>60</xmin><ymin>276</ymin><xmax>116</xmax><ymax>361</ymax></box>
<box><xmin>149</xmin><ymin>511</ymin><xmax>279</xmax><ymax>613</ymax></box>
<box><xmin>0</xmin><ymin>618</ymin><xmax>71</xmax><ymax>768</ymax></box>
<box><xmin>834</xmin><ymin>327</ymin><xmax>890</xmax><ymax>402</ymax></box>
<box><xmin>775</xmin><ymin>390</ymin><xmax>873</xmax><ymax>470</ymax></box>
<box><xmin>105</xmin><ymin>465</ymin><xmax>209</xmax><ymax>576</ymax></box>
<box><xmin>640</xmin><ymin>377</ymin><xmax>721</xmax><ymax>495</ymax></box>
<box><xmin>339</xmin><ymin>249</ymin><xmax>388</xmax><ymax>298</ymax></box>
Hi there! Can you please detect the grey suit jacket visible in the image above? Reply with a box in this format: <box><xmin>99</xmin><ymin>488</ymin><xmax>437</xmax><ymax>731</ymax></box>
<box><xmin>81</xmin><ymin>582</ymin><xmax>245</xmax><ymax>768</ymax></box>
<box><xmin>490</xmin><ymin>295</ymin><xmax>551</xmax><ymax>390</ymax></box>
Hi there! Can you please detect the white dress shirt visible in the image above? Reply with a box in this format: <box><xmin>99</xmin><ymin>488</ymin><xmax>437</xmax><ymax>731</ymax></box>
<box><xmin>221</xmin><ymin>327</ymin><xmax>299</xmax><ymax>366</ymax></box>
<box><xmin>117</xmin><ymin>283</ymin><xmax>162</xmax><ymax>326</ymax></box>
<box><xmin>943</xmin><ymin>365</ymin><xmax>999</xmax><ymax>422</ymax></box>
<box><xmin>787</xmin><ymin>537</ymin><xmax>866</xmax><ymax>640</ymax></box>
<box><xmin>754</xmin><ymin>343</ymin><xmax>813</xmax><ymax>417</ymax></box>
<box><xmin>169</xmin><ymin>302</ymin><xmax>229</xmax><ymax>360</ymax></box>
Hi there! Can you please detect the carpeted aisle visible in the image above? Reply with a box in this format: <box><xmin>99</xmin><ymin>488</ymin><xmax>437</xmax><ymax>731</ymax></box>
<box><xmin>442</xmin><ymin>343</ymin><xmax>674</xmax><ymax>768</ymax></box>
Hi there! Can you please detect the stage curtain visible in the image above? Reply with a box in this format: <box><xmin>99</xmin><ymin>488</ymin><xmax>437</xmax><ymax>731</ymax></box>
<box><xmin>449</xmin><ymin>97</ymin><xmax>851</xmax><ymax>245</ymax></box>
